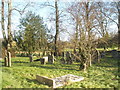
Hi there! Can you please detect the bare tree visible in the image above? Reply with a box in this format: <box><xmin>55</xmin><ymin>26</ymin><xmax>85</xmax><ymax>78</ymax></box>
<box><xmin>99</xmin><ymin>1</ymin><xmax>120</xmax><ymax>49</ymax></box>
<box><xmin>54</xmin><ymin>0</ymin><xmax>59</xmax><ymax>56</ymax></box>
<box><xmin>1</xmin><ymin>0</ymin><xmax>31</xmax><ymax>67</ymax></box>
<box><xmin>67</xmin><ymin>2</ymin><xmax>99</xmax><ymax>71</ymax></box>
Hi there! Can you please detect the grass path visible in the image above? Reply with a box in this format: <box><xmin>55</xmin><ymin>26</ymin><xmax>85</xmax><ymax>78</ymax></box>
<box><xmin>1</xmin><ymin>56</ymin><xmax>119</xmax><ymax>88</ymax></box>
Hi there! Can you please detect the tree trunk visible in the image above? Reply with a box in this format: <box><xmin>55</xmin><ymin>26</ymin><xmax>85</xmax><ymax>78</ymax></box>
<box><xmin>1</xmin><ymin>0</ymin><xmax>8</xmax><ymax>66</ymax></box>
<box><xmin>1</xmin><ymin>0</ymin><xmax>6</xmax><ymax>41</ymax></box>
<box><xmin>54</xmin><ymin>0</ymin><xmax>59</xmax><ymax>56</ymax></box>
<box><xmin>8</xmin><ymin>0</ymin><xmax>12</xmax><ymax>47</ymax></box>
<box><xmin>7</xmin><ymin>0</ymin><xmax>12</xmax><ymax>67</ymax></box>
<box><xmin>118</xmin><ymin>2</ymin><xmax>120</xmax><ymax>49</ymax></box>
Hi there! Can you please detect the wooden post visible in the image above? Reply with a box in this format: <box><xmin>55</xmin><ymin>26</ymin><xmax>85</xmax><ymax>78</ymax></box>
<box><xmin>8</xmin><ymin>52</ymin><xmax>11</xmax><ymax>67</ymax></box>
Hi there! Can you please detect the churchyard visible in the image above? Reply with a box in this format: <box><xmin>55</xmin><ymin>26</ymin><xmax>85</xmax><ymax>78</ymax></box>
<box><xmin>1</xmin><ymin>50</ymin><xmax>119</xmax><ymax>88</ymax></box>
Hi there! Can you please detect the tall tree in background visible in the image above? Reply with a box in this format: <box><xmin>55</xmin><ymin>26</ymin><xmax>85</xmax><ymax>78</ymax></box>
<box><xmin>54</xmin><ymin>0</ymin><xmax>59</xmax><ymax>56</ymax></box>
<box><xmin>100</xmin><ymin>1</ymin><xmax>120</xmax><ymax>49</ymax></box>
<box><xmin>67</xmin><ymin>2</ymin><xmax>80</xmax><ymax>53</ymax></box>
<box><xmin>1</xmin><ymin>0</ymin><xmax>13</xmax><ymax>67</ymax></box>
<box><xmin>40</xmin><ymin>0</ymin><xmax>61</xmax><ymax>56</ymax></box>
<box><xmin>117</xmin><ymin>1</ymin><xmax>120</xmax><ymax>49</ymax></box>
<box><xmin>67</xmin><ymin>2</ymin><xmax>98</xmax><ymax>71</ymax></box>
<box><xmin>96</xmin><ymin>2</ymin><xmax>110</xmax><ymax>50</ymax></box>
<box><xmin>18</xmin><ymin>11</ymin><xmax>48</xmax><ymax>54</ymax></box>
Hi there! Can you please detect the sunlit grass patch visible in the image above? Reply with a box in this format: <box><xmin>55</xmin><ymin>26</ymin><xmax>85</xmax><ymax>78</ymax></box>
<box><xmin>1</xmin><ymin>56</ymin><xmax>119</xmax><ymax>88</ymax></box>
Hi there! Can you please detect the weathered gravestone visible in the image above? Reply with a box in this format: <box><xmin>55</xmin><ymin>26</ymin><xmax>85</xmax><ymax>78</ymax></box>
<box><xmin>48</xmin><ymin>54</ymin><xmax>54</xmax><ymax>64</ymax></box>
<box><xmin>36</xmin><ymin>74</ymin><xmax>84</xmax><ymax>88</ymax></box>
<box><xmin>60</xmin><ymin>57</ymin><xmax>66</xmax><ymax>64</ymax></box>
<box><xmin>62</xmin><ymin>52</ymin><xmax>65</xmax><ymax>57</ymax></box>
<box><xmin>41</xmin><ymin>56</ymin><xmax>48</xmax><ymax>65</ymax></box>
<box><xmin>29</xmin><ymin>54</ymin><xmax>33</xmax><ymax>62</ymax></box>
<box><xmin>66</xmin><ymin>52</ymin><xmax>72</xmax><ymax>64</ymax></box>
<box><xmin>4</xmin><ymin>56</ymin><xmax>8</xmax><ymax>66</ymax></box>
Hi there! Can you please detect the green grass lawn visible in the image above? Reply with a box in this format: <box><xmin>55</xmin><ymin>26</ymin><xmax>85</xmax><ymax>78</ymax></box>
<box><xmin>1</xmin><ymin>56</ymin><xmax>119</xmax><ymax>88</ymax></box>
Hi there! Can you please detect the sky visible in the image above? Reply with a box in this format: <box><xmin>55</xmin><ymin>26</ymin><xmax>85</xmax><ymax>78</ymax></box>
<box><xmin>0</xmin><ymin>0</ymin><xmax>118</xmax><ymax>41</ymax></box>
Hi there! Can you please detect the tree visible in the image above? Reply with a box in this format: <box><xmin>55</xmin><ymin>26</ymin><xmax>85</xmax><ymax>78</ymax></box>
<box><xmin>99</xmin><ymin>1</ymin><xmax>120</xmax><ymax>49</ymax></box>
<box><xmin>54</xmin><ymin>0</ymin><xmax>59</xmax><ymax>56</ymax></box>
<box><xmin>18</xmin><ymin>11</ymin><xmax>48</xmax><ymax>55</ymax></box>
<box><xmin>1</xmin><ymin>0</ymin><xmax>13</xmax><ymax>67</ymax></box>
<box><xmin>67</xmin><ymin>2</ymin><xmax>99</xmax><ymax>71</ymax></box>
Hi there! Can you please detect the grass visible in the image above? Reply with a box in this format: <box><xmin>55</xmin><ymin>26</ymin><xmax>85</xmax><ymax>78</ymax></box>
<box><xmin>1</xmin><ymin>56</ymin><xmax>119</xmax><ymax>88</ymax></box>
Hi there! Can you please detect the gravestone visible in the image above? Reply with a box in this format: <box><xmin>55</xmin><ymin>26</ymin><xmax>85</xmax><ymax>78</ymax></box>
<box><xmin>7</xmin><ymin>52</ymin><xmax>11</xmax><ymax>67</ymax></box>
<box><xmin>60</xmin><ymin>57</ymin><xmax>66</xmax><ymax>64</ymax></box>
<box><xmin>41</xmin><ymin>58</ymin><xmax>45</xmax><ymax>64</ymax></box>
<box><xmin>36</xmin><ymin>75</ymin><xmax>55</xmax><ymax>87</ymax></box>
<box><xmin>66</xmin><ymin>52</ymin><xmax>73</xmax><ymax>64</ymax></box>
<box><xmin>66</xmin><ymin>52</ymin><xmax>71</xmax><ymax>64</ymax></box>
<box><xmin>36</xmin><ymin>74</ymin><xmax>84</xmax><ymax>88</ymax></box>
<box><xmin>29</xmin><ymin>54</ymin><xmax>33</xmax><ymax>62</ymax></box>
<box><xmin>48</xmin><ymin>54</ymin><xmax>54</xmax><ymax>64</ymax></box>
<box><xmin>41</xmin><ymin>56</ymin><xmax>48</xmax><ymax>64</ymax></box>
<box><xmin>62</xmin><ymin>52</ymin><xmax>65</xmax><ymax>57</ymax></box>
<box><xmin>4</xmin><ymin>56</ymin><xmax>8</xmax><ymax>66</ymax></box>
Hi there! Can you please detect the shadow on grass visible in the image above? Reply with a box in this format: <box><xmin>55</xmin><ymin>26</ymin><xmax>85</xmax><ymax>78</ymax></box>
<box><xmin>26</xmin><ymin>78</ymin><xmax>40</xmax><ymax>84</ymax></box>
<box><xmin>96</xmin><ymin>57</ymin><xmax>118</xmax><ymax>68</ymax></box>
<box><xmin>30</xmin><ymin>65</ymin><xmax>78</xmax><ymax>71</ymax></box>
<box><xmin>26</xmin><ymin>78</ymin><xmax>50</xmax><ymax>87</ymax></box>
<box><xmin>13</xmin><ymin>61</ymin><xmax>29</xmax><ymax>63</ymax></box>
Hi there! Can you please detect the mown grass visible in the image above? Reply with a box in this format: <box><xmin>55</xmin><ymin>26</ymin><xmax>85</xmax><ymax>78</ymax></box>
<box><xmin>1</xmin><ymin>56</ymin><xmax>119</xmax><ymax>88</ymax></box>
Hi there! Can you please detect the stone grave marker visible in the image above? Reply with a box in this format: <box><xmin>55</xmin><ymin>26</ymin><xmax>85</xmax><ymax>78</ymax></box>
<box><xmin>48</xmin><ymin>54</ymin><xmax>54</xmax><ymax>64</ymax></box>
<box><xmin>66</xmin><ymin>52</ymin><xmax>72</xmax><ymax>64</ymax></box>
<box><xmin>41</xmin><ymin>56</ymin><xmax>48</xmax><ymax>64</ymax></box>
<box><xmin>60</xmin><ymin>57</ymin><xmax>66</xmax><ymax>64</ymax></box>
<box><xmin>4</xmin><ymin>56</ymin><xmax>8</xmax><ymax>66</ymax></box>
<box><xmin>36</xmin><ymin>74</ymin><xmax>84</xmax><ymax>88</ymax></box>
<box><xmin>29</xmin><ymin>54</ymin><xmax>33</xmax><ymax>62</ymax></box>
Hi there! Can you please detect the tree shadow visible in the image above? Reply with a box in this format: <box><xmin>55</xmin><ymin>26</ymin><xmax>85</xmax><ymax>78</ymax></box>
<box><xmin>26</xmin><ymin>78</ymin><xmax>40</xmax><ymax>84</ymax></box>
<box><xmin>13</xmin><ymin>61</ymin><xmax>29</xmax><ymax>63</ymax></box>
<box><xmin>30</xmin><ymin>65</ymin><xmax>77</xmax><ymax>71</ymax></box>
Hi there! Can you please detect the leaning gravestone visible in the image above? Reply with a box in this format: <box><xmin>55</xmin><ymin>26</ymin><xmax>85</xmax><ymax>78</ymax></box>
<box><xmin>36</xmin><ymin>74</ymin><xmax>84</xmax><ymax>88</ymax></box>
